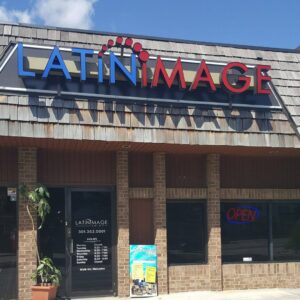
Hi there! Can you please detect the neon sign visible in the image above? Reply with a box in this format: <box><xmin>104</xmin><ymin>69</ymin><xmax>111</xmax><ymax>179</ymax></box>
<box><xmin>17</xmin><ymin>36</ymin><xmax>272</xmax><ymax>95</ymax></box>
<box><xmin>226</xmin><ymin>206</ymin><xmax>260</xmax><ymax>224</ymax></box>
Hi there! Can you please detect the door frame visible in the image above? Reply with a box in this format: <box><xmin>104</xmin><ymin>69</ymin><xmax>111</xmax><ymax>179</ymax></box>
<box><xmin>64</xmin><ymin>187</ymin><xmax>117</xmax><ymax>298</ymax></box>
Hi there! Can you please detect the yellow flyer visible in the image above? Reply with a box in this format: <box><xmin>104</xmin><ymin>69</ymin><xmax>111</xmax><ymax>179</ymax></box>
<box><xmin>132</xmin><ymin>263</ymin><xmax>144</xmax><ymax>280</ymax></box>
<box><xmin>145</xmin><ymin>266</ymin><xmax>156</xmax><ymax>283</ymax></box>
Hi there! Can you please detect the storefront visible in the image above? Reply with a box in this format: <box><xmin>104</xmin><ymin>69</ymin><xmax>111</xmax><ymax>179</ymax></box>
<box><xmin>0</xmin><ymin>23</ymin><xmax>300</xmax><ymax>300</ymax></box>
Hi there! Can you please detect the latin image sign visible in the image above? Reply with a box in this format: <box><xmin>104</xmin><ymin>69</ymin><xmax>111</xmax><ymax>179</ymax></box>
<box><xmin>0</xmin><ymin>37</ymin><xmax>281</xmax><ymax>109</ymax></box>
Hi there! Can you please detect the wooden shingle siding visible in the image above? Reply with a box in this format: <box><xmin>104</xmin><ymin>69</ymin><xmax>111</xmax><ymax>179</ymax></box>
<box><xmin>129</xmin><ymin>152</ymin><xmax>153</xmax><ymax>187</ymax></box>
<box><xmin>37</xmin><ymin>149</ymin><xmax>116</xmax><ymax>185</ymax></box>
<box><xmin>129</xmin><ymin>198</ymin><xmax>154</xmax><ymax>245</ymax></box>
<box><xmin>0</xmin><ymin>94</ymin><xmax>297</xmax><ymax>147</ymax></box>
<box><xmin>166</xmin><ymin>154</ymin><xmax>206</xmax><ymax>188</ymax></box>
<box><xmin>0</xmin><ymin>24</ymin><xmax>300</xmax><ymax>147</ymax></box>
<box><xmin>221</xmin><ymin>155</ymin><xmax>300</xmax><ymax>189</ymax></box>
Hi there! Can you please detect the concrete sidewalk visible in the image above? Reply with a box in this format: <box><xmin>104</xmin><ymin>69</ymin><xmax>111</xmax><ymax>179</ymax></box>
<box><xmin>76</xmin><ymin>288</ymin><xmax>300</xmax><ymax>300</ymax></box>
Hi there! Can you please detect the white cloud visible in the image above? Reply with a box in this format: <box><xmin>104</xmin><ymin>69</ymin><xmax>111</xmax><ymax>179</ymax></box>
<box><xmin>0</xmin><ymin>6</ymin><xmax>33</xmax><ymax>23</ymax></box>
<box><xmin>34</xmin><ymin>0</ymin><xmax>97</xmax><ymax>29</ymax></box>
<box><xmin>0</xmin><ymin>0</ymin><xmax>97</xmax><ymax>30</ymax></box>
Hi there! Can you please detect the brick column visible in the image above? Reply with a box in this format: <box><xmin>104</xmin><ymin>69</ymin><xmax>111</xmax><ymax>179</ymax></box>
<box><xmin>116</xmin><ymin>151</ymin><xmax>129</xmax><ymax>297</ymax></box>
<box><xmin>206</xmin><ymin>154</ymin><xmax>222</xmax><ymax>291</ymax></box>
<box><xmin>153</xmin><ymin>152</ymin><xmax>168</xmax><ymax>294</ymax></box>
<box><xmin>18</xmin><ymin>148</ymin><xmax>37</xmax><ymax>300</ymax></box>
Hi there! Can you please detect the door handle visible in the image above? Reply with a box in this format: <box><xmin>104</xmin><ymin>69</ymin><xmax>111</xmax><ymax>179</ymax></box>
<box><xmin>70</xmin><ymin>239</ymin><xmax>74</xmax><ymax>254</ymax></box>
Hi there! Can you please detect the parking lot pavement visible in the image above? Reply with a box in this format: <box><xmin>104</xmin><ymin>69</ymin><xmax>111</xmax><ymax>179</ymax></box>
<box><xmin>76</xmin><ymin>288</ymin><xmax>300</xmax><ymax>300</ymax></box>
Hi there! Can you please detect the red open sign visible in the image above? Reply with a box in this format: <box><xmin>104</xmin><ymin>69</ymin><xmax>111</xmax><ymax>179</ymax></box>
<box><xmin>226</xmin><ymin>206</ymin><xmax>260</xmax><ymax>224</ymax></box>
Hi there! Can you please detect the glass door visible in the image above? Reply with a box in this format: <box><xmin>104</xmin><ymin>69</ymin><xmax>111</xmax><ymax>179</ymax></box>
<box><xmin>67</xmin><ymin>189</ymin><xmax>116</xmax><ymax>297</ymax></box>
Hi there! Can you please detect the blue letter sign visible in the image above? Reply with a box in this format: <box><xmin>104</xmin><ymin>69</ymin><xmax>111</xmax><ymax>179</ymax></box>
<box><xmin>72</xmin><ymin>48</ymin><xmax>94</xmax><ymax>81</ymax></box>
<box><xmin>42</xmin><ymin>46</ymin><xmax>71</xmax><ymax>80</ymax></box>
<box><xmin>109</xmin><ymin>52</ymin><xmax>136</xmax><ymax>85</ymax></box>
<box><xmin>17</xmin><ymin>43</ymin><xmax>36</xmax><ymax>77</ymax></box>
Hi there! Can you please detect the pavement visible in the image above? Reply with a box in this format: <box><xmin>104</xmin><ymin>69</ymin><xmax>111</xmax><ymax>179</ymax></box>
<box><xmin>75</xmin><ymin>288</ymin><xmax>300</xmax><ymax>300</ymax></box>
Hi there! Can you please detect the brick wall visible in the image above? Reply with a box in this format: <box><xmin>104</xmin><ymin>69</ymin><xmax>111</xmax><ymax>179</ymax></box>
<box><xmin>206</xmin><ymin>154</ymin><xmax>222</xmax><ymax>291</ymax></box>
<box><xmin>168</xmin><ymin>265</ymin><xmax>210</xmax><ymax>292</ymax></box>
<box><xmin>153</xmin><ymin>152</ymin><xmax>168</xmax><ymax>294</ymax></box>
<box><xmin>15</xmin><ymin>148</ymin><xmax>300</xmax><ymax>298</ymax></box>
<box><xmin>116</xmin><ymin>151</ymin><xmax>129</xmax><ymax>297</ymax></box>
<box><xmin>164</xmin><ymin>155</ymin><xmax>221</xmax><ymax>293</ymax></box>
<box><xmin>18</xmin><ymin>148</ymin><xmax>37</xmax><ymax>300</ymax></box>
<box><xmin>223</xmin><ymin>263</ymin><xmax>300</xmax><ymax>290</ymax></box>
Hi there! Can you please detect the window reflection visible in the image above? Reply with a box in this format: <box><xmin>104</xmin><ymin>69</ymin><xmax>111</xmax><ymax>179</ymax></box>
<box><xmin>273</xmin><ymin>203</ymin><xmax>300</xmax><ymax>261</ymax></box>
<box><xmin>0</xmin><ymin>187</ymin><xmax>17</xmax><ymax>300</ymax></box>
<box><xmin>39</xmin><ymin>188</ymin><xmax>66</xmax><ymax>297</ymax></box>
<box><xmin>167</xmin><ymin>201</ymin><xmax>206</xmax><ymax>264</ymax></box>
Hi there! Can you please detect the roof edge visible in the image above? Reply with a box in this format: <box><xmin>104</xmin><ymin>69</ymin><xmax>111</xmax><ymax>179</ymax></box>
<box><xmin>1</xmin><ymin>21</ymin><xmax>300</xmax><ymax>54</ymax></box>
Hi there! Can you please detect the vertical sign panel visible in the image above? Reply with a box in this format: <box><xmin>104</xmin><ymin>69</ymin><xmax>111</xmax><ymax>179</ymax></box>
<box><xmin>129</xmin><ymin>245</ymin><xmax>157</xmax><ymax>297</ymax></box>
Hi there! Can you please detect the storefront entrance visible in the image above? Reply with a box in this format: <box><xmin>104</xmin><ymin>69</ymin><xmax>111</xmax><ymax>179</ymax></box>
<box><xmin>40</xmin><ymin>188</ymin><xmax>116</xmax><ymax>298</ymax></box>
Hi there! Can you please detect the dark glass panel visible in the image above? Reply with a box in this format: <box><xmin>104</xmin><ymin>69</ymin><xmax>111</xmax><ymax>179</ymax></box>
<box><xmin>167</xmin><ymin>201</ymin><xmax>206</xmax><ymax>264</ymax></box>
<box><xmin>0</xmin><ymin>187</ymin><xmax>17</xmax><ymax>300</ymax></box>
<box><xmin>273</xmin><ymin>202</ymin><xmax>300</xmax><ymax>261</ymax></box>
<box><xmin>71</xmin><ymin>191</ymin><xmax>113</xmax><ymax>294</ymax></box>
<box><xmin>39</xmin><ymin>188</ymin><xmax>66</xmax><ymax>296</ymax></box>
<box><xmin>221</xmin><ymin>202</ymin><xmax>269</xmax><ymax>263</ymax></box>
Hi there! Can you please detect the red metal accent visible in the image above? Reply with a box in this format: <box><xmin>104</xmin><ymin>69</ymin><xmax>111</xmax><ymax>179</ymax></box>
<box><xmin>98</xmin><ymin>51</ymin><xmax>103</xmax><ymax>58</ymax></box>
<box><xmin>221</xmin><ymin>62</ymin><xmax>251</xmax><ymax>93</ymax></box>
<box><xmin>116</xmin><ymin>36</ymin><xmax>123</xmax><ymax>45</ymax></box>
<box><xmin>141</xmin><ymin>62</ymin><xmax>148</xmax><ymax>87</ymax></box>
<box><xmin>152</xmin><ymin>56</ymin><xmax>186</xmax><ymax>89</ymax></box>
<box><xmin>139</xmin><ymin>50</ymin><xmax>149</xmax><ymax>63</ymax></box>
<box><xmin>256</xmin><ymin>65</ymin><xmax>271</xmax><ymax>94</ymax></box>
<box><xmin>101</xmin><ymin>45</ymin><xmax>108</xmax><ymax>52</ymax></box>
<box><xmin>191</xmin><ymin>60</ymin><xmax>216</xmax><ymax>91</ymax></box>
<box><xmin>125</xmin><ymin>37</ymin><xmax>133</xmax><ymax>47</ymax></box>
<box><xmin>133</xmin><ymin>42</ymin><xmax>142</xmax><ymax>53</ymax></box>
<box><xmin>107</xmin><ymin>39</ymin><xmax>114</xmax><ymax>48</ymax></box>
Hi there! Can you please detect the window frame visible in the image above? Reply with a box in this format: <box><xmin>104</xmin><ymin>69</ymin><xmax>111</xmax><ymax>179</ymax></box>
<box><xmin>221</xmin><ymin>200</ymin><xmax>300</xmax><ymax>264</ymax></box>
<box><xmin>166</xmin><ymin>199</ymin><xmax>208</xmax><ymax>266</ymax></box>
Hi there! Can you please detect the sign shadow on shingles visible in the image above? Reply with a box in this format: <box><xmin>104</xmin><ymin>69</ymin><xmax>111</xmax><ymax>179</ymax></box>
<box><xmin>28</xmin><ymin>94</ymin><xmax>50</xmax><ymax>119</ymax></box>
<box><xmin>87</xmin><ymin>100</ymin><xmax>97</xmax><ymax>123</ymax></box>
<box><xmin>104</xmin><ymin>102</ymin><xmax>114</xmax><ymax>124</ymax></box>
<box><xmin>115</xmin><ymin>103</ymin><xmax>125</xmax><ymax>125</ymax></box>
<box><xmin>223</xmin><ymin>109</ymin><xmax>273</xmax><ymax>132</ymax></box>
<box><xmin>255</xmin><ymin>111</ymin><xmax>273</xmax><ymax>132</ymax></box>
<box><xmin>192</xmin><ymin>107</ymin><xmax>220</xmax><ymax>130</ymax></box>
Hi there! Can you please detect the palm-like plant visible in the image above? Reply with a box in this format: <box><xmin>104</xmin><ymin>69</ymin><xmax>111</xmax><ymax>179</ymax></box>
<box><xmin>20</xmin><ymin>184</ymin><xmax>61</xmax><ymax>286</ymax></box>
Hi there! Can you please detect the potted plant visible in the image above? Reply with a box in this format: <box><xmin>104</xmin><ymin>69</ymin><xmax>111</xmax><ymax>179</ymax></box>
<box><xmin>20</xmin><ymin>185</ymin><xmax>62</xmax><ymax>300</ymax></box>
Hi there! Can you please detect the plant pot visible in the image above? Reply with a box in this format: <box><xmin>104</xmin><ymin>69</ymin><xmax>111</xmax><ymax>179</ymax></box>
<box><xmin>31</xmin><ymin>285</ymin><xmax>58</xmax><ymax>300</ymax></box>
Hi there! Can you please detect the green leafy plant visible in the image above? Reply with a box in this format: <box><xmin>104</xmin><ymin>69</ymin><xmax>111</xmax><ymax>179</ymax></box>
<box><xmin>20</xmin><ymin>184</ymin><xmax>61</xmax><ymax>286</ymax></box>
<box><xmin>20</xmin><ymin>184</ymin><xmax>51</xmax><ymax>230</ymax></box>
<box><xmin>31</xmin><ymin>257</ymin><xmax>61</xmax><ymax>286</ymax></box>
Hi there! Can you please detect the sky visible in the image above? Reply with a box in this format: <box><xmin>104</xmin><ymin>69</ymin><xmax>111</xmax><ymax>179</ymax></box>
<box><xmin>0</xmin><ymin>0</ymin><xmax>300</xmax><ymax>50</ymax></box>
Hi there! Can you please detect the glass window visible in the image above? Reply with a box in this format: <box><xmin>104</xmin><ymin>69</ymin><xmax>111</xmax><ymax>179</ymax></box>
<box><xmin>0</xmin><ymin>187</ymin><xmax>17</xmax><ymax>300</ymax></box>
<box><xmin>273</xmin><ymin>202</ymin><xmax>300</xmax><ymax>261</ymax></box>
<box><xmin>39</xmin><ymin>188</ymin><xmax>66</xmax><ymax>296</ymax></box>
<box><xmin>167</xmin><ymin>201</ymin><xmax>206</xmax><ymax>264</ymax></box>
<box><xmin>221</xmin><ymin>201</ymin><xmax>300</xmax><ymax>263</ymax></box>
<box><xmin>221</xmin><ymin>203</ymin><xmax>269</xmax><ymax>263</ymax></box>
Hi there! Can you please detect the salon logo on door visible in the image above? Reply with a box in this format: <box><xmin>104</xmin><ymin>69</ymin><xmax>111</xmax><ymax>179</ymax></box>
<box><xmin>75</xmin><ymin>218</ymin><xmax>108</xmax><ymax>227</ymax></box>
